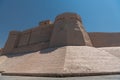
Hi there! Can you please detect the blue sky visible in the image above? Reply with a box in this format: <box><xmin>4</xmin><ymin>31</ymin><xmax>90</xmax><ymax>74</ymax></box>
<box><xmin>0</xmin><ymin>0</ymin><xmax>120</xmax><ymax>48</ymax></box>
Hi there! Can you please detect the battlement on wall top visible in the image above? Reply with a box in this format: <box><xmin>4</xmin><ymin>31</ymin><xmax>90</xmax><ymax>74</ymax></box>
<box><xmin>55</xmin><ymin>12</ymin><xmax>82</xmax><ymax>22</ymax></box>
<box><xmin>39</xmin><ymin>20</ymin><xmax>52</xmax><ymax>26</ymax></box>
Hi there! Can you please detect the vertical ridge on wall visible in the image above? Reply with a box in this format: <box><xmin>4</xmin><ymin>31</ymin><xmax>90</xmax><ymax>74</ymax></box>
<box><xmin>3</xmin><ymin>31</ymin><xmax>21</xmax><ymax>54</ymax></box>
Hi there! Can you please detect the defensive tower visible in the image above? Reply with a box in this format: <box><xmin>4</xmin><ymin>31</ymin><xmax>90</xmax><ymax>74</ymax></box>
<box><xmin>50</xmin><ymin>12</ymin><xmax>92</xmax><ymax>47</ymax></box>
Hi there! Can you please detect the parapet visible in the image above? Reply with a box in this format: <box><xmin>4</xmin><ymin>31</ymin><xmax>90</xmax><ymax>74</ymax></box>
<box><xmin>55</xmin><ymin>12</ymin><xmax>82</xmax><ymax>23</ymax></box>
<box><xmin>39</xmin><ymin>20</ymin><xmax>52</xmax><ymax>26</ymax></box>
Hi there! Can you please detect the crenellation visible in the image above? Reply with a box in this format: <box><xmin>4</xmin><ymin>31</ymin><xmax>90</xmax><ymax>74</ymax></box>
<box><xmin>39</xmin><ymin>20</ymin><xmax>52</xmax><ymax>26</ymax></box>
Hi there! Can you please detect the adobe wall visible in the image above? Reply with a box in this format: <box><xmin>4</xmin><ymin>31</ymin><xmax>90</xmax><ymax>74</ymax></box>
<box><xmin>3</xmin><ymin>20</ymin><xmax>53</xmax><ymax>54</ymax></box>
<box><xmin>50</xmin><ymin>13</ymin><xmax>92</xmax><ymax>47</ymax></box>
<box><xmin>89</xmin><ymin>32</ymin><xmax>120</xmax><ymax>47</ymax></box>
<box><xmin>3</xmin><ymin>13</ymin><xmax>120</xmax><ymax>54</ymax></box>
<box><xmin>3</xmin><ymin>31</ymin><xmax>21</xmax><ymax>53</ymax></box>
<box><xmin>0</xmin><ymin>48</ymin><xmax>3</xmax><ymax>55</ymax></box>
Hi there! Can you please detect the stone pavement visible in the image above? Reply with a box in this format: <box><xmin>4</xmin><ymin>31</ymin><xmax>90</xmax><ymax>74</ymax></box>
<box><xmin>0</xmin><ymin>46</ymin><xmax>120</xmax><ymax>74</ymax></box>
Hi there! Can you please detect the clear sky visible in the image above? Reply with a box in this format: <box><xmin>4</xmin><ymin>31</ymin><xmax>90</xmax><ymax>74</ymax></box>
<box><xmin>0</xmin><ymin>0</ymin><xmax>120</xmax><ymax>48</ymax></box>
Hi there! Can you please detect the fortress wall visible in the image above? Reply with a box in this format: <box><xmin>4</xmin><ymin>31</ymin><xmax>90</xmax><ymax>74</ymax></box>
<box><xmin>18</xmin><ymin>29</ymin><xmax>32</xmax><ymax>47</ymax></box>
<box><xmin>29</xmin><ymin>20</ymin><xmax>53</xmax><ymax>45</ymax></box>
<box><xmin>88</xmin><ymin>32</ymin><xmax>120</xmax><ymax>47</ymax></box>
<box><xmin>29</xmin><ymin>24</ymin><xmax>53</xmax><ymax>45</ymax></box>
<box><xmin>50</xmin><ymin>13</ymin><xmax>92</xmax><ymax>47</ymax></box>
<box><xmin>13</xmin><ymin>25</ymin><xmax>53</xmax><ymax>53</ymax></box>
<box><xmin>4</xmin><ymin>13</ymin><xmax>120</xmax><ymax>54</ymax></box>
<box><xmin>0</xmin><ymin>48</ymin><xmax>3</xmax><ymax>55</ymax></box>
<box><xmin>3</xmin><ymin>20</ymin><xmax>53</xmax><ymax>54</ymax></box>
<box><xmin>15</xmin><ymin>25</ymin><xmax>53</xmax><ymax>53</ymax></box>
<box><xmin>3</xmin><ymin>31</ymin><xmax>21</xmax><ymax>53</ymax></box>
<box><xmin>11</xmin><ymin>42</ymin><xmax>49</xmax><ymax>53</ymax></box>
<box><xmin>29</xmin><ymin>27</ymin><xmax>41</xmax><ymax>44</ymax></box>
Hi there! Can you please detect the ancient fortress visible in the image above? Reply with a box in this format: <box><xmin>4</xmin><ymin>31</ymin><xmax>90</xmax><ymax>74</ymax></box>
<box><xmin>3</xmin><ymin>12</ymin><xmax>120</xmax><ymax>54</ymax></box>
<box><xmin>1</xmin><ymin>12</ymin><xmax>120</xmax><ymax>76</ymax></box>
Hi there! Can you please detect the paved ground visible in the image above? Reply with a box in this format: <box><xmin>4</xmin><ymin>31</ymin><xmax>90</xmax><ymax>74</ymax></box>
<box><xmin>0</xmin><ymin>46</ymin><xmax>120</xmax><ymax>73</ymax></box>
<box><xmin>98</xmin><ymin>47</ymin><xmax>120</xmax><ymax>59</ymax></box>
<box><xmin>0</xmin><ymin>46</ymin><xmax>120</xmax><ymax>80</ymax></box>
<box><xmin>0</xmin><ymin>75</ymin><xmax>120</xmax><ymax>80</ymax></box>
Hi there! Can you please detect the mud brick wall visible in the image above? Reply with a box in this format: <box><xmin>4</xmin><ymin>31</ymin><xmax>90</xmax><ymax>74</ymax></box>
<box><xmin>3</xmin><ymin>13</ymin><xmax>120</xmax><ymax>54</ymax></box>
<box><xmin>11</xmin><ymin>42</ymin><xmax>49</xmax><ymax>53</ymax></box>
<box><xmin>18</xmin><ymin>30</ymin><xmax>31</xmax><ymax>47</ymax></box>
<box><xmin>0</xmin><ymin>48</ymin><xmax>3</xmax><ymax>55</ymax></box>
<box><xmin>29</xmin><ymin>25</ymin><xmax>53</xmax><ymax>45</ymax></box>
<box><xmin>3</xmin><ymin>20</ymin><xmax>53</xmax><ymax>54</ymax></box>
<box><xmin>3</xmin><ymin>31</ymin><xmax>21</xmax><ymax>53</ymax></box>
<box><xmin>15</xmin><ymin>24</ymin><xmax>53</xmax><ymax>53</ymax></box>
<box><xmin>50</xmin><ymin>13</ymin><xmax>92</xmax><ymax>47</ymax></box>
<box><xmin>89</xmin><ymin>32</ymin><xmax>120</xmax><ymax>47</ymax></box>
